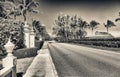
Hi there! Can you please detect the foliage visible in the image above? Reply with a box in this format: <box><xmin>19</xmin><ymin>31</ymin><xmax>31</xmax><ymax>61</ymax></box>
<box><xmin>115</xmin><ymin>12</ymin><xmax>120</xmax><ymax>22</ymax></box>
<box><xmin>53</xmin><ymin>14</ymin><xmax>88</xmax><ymax>41</ymax></box>
<box><xmin>103</xmin><ymin>20</ymin><xmax>116</xmax><ymax>33</ymax></box>
<box><xmin>0</xmin><ymin>0</ymin><xmax>40</xmax><ymax>56</ymax></box>
<box><xmin>0</xmin><ymin>18</ymin><xmax>26</xmax><ymax>55</ymax></box>
<box><xmin>32</xmin><ymin>20</ymin><xmax>50</xmax><ymax>40</ymax></box>
<box><xmin>89</xmin><ymin>20</ymin><xmax>99</xmax><ymax>34</ymax></box>
<box><xmin>0</xmin><ymin>0</ymin><xmax>40</xmax><ymax>21</ymax></box>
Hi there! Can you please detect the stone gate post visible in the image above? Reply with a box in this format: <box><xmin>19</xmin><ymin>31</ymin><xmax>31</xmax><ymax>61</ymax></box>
<box><xmin>2</xmin><ymin>38</ymin><xmax>17</xmax><ymax>77</ymax></box>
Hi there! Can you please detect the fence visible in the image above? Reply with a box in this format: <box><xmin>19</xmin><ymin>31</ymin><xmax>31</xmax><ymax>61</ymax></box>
<box><xmin>0</xmin><ymin>65</ymin><xmax>16</xmax><ymax>77</ymax></box>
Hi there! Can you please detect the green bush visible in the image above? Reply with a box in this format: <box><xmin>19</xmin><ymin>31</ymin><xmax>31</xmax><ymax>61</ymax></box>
<box><xmin>13</xmin><ymin>47</ymin><xmax>38</xmax><ymax>59</ymax></box>
<box><xmin>72</xmin><ymin>38</ymin><xmax>120</xmax><ymax>48</ymax></box>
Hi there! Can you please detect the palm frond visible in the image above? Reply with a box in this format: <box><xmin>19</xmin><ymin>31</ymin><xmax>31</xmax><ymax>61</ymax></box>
<box><xmin>28</xmin><ymin>8</ymin><xmax>39</xmax><ymax>13</ymax></box>
<box><xmin>107</xmin><ymin>20</ymin><xmax>116</xmax><ymax>26</ymax></box>
<box><xmin>27</xmin><ymin>0</ymin><xmax>40</xmax><ymax>9</ymax></box>
<box><xmin>89</xmin><ymin>20</ymin><xmax>99</xmax><ymax>28</ymax></box>
<box><xmin>0</xmin><ymin>1</ymin><xmax>16</xmax><ymax>7</ymax></box>
<box><xmin>5</xmin><ymin>0</ymin><xmax>15</xmax><ymax>3</ymax></box>
<box><xmin>17</xmin><ymin>0</ymin><xmax>24</xmax><ymax>4</ymax></box>
<box><xmin>31</xmin><ymin>10</ymin><xmax>39</xmax><ymax>13</ymax></box>
<box><xmin>0</xmin><ymin>1</ymin><xmax>16</xmax><ymax>18</ymax></box>
<box><xmin>115</xmin><ymin>18</ymin><xmax>120</xmax><ymax>22</ymax></box>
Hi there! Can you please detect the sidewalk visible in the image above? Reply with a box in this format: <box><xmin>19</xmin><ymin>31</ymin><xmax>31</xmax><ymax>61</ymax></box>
<box><xmin>23</xmin><ymin>42</ymin><xmax>58</xmax><ymax>77</ymax></box>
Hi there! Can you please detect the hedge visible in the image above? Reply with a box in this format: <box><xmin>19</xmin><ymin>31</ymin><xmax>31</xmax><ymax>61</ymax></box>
<box><xmin>13</xmin><ymin>47</ymin><xmax>38</xmax><ymax>59</ymax></box>
<box><xmin>72</xmin><ymin>38</ymin><xmax>120</xmax><ymax>48</ymax></box>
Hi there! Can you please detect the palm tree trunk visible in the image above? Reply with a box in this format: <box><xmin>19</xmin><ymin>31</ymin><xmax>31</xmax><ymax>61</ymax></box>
<box><xmin>107</xmin><ymin>27</ymin><xmax>109</xmax><ymax>33</ymax></box>
<box><xmin>92</xmin><ymin>28</ymin><xmax>94</xmax><ymax>35</ymax></box>
<box><xmin>23</xmin><ymin>14</ymin><xmax>26</xmax><ymax>22</ymax></box>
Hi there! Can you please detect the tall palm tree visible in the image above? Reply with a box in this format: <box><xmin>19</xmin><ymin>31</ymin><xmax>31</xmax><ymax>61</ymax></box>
<box><xmin>115</xmin><ymin>12</ymin><xmax>120</xmax><ymax>22</ymax></box>
<box><xmin>18</xmin><ymin>0</ymin><xmax>40</xmax><ymax>22</ymax></box>
<box><xmin>103</xmin><ymin>20</ymin><xmax>116</xmax><ymax>33</ymax></box>
<box><xmin>89</xmin><ymin>20</ymin><xmax>99</xmax><ymax>35</ymax></box>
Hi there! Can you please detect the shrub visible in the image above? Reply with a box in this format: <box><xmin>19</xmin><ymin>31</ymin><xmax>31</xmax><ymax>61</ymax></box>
<box><xmin>13</xmin><ymin>47</ymin><xmax>38</xmax><ymax>59</ymax></box>
<box><xmin>72</xmin><ymin>38</ymin><xmax>120</xmax><ymax>48</ymax></box>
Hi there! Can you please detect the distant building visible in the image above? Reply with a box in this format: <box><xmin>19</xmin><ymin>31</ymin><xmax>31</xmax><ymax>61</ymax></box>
<box><xmin>89</xmin><ymin>31</ymin><xmax>114</xmax><ymax>39</ymax></box>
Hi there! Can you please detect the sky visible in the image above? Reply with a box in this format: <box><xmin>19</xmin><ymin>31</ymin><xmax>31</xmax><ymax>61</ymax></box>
<box><xmin>17</xmin><ymin>0</ymin><xmax>120</xmax><ymax>37</ymax></box>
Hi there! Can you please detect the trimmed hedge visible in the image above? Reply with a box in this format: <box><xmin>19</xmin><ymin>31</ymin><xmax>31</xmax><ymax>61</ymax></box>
<box><xmin>75</xmin><ymin>41</ymin><xmax>120</xmax><ymax>48</ymax></box>
<box><xmin>71</xmin><ymin>38</ymin><xmax>120</xmax><ymax>48</ymax></box>
<box><xmin>13</xmin><ymin>47</ymin><xmax>38</xmax><ymax>59</ymax></box>
<box><xmin>0</xmin><ymin>40</ymin><xmax>44</xmax><ymax>59</ymax></box>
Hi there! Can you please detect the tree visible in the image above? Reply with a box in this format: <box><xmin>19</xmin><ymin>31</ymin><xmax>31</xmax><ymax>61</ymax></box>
<box><xmin>89</xmin><ymin>20</ymin><xmax>99</xmax><ymax>35</ymax></box>
<box><xmin>77</xmin><ymin>18</ymin><xmax>88</xmax><ymax>39</ymax></box>
<box><xmin>0</xmin><ymin>0</ymin><xmax>26</xmax><ymax>49</ymax></box>
<box><xmin>0</xmin><ymin>0</ymin><xmax>16</xmax><ymax>19</ymax></box>
<box><xmin>78</xmin><ymin>18</ymin><xmax>88</xmax><ymax>30</ymax></box>
<box><xmin>70</xmin><ymin>15</ymin><xmax>78</xmax><ymax>39</ymax></box>
<box><xmin>76</xmin><ymin>29</ymin><xmax>87</xmax><ymax>39</ymax></box>
<box><xmin>54</xmin><ymin>15</ymin><xmax>66</xmax><ymax>39</ymax></box>
<box><xmin>115</xmin><ymin>12</ymin><xmax>120</xmax><ymax>22</ymax></box>
<box><xmin>0</xmin><ymin>19</ymin><xmax>26</xmax><ymax>55</ymax></box>
<box><xmin>0</xmin><ymin>0</ymin><xmax>40</xmax><ymax>21</ymax></box>
<box><xmin>103</xmin><ymin>20</ymin><xmax>116</xmax><ymax>33</ymax></box>
<box><xmin>53</xmin><ymin>14</ymin><xmax>89</xmax><ymax>40</ymax></box>
<box><xmin>32</xmin><ymin>20</ymin><xmax>48</xmax><ymax>40</ymax></box>
<box><xmin>17</xmin><ymin>0</ymin><xmax>40</xmax><ymax>22</ymax></box>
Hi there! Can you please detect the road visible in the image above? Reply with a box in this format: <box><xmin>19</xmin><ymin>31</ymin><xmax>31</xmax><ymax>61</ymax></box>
<box><xmin>48</xmin><ymin>42</ymin><xmax>120</xmax><ymax>77</ymax></box>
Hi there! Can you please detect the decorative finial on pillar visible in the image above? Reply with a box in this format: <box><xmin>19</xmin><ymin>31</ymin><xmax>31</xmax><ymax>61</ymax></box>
<box><xmin>4</xmin><ymin>38</ymin><xmax>15</xmax><ymax>56</ymax></box>
<box><xmin>31</xmin><ymin>27</ymin><xmax>34</xmax><ymax>33</ymax></box>
<box><xmin>3</xmin><ymin>37</ymin><xmax>17</xmax><ymax>69</ymax></box>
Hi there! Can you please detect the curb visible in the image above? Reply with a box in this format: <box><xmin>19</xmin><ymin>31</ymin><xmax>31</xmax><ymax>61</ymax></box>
<box><xmin>47</xmin><ymin>48</ymin><xmax>59</xmax><ymax>77</ymax></box>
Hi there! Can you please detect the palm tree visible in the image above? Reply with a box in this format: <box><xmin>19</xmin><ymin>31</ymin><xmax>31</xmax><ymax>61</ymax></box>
<box><xmin>115</xmin><ymin>12</ymin><xmax>120</xmax><ymax>22</ymax></box>
<box><xmin>103</xmin><ymin>20</ymin><xmax>116</xmax><ymax>33</ymax></box>
<box><xmin>18</xmin><ymin>0</ymin><xmax>39</xmax><ymax>22</ymax></box>
<box><xmin>89</xmin><ymin>20</ymin><xmax>99</xmax><ymax>35</ymax></box>
<box><xmin>78</xmin><ymin>18</ymin><xmax>88</xmax><ymax>30</ymax></box>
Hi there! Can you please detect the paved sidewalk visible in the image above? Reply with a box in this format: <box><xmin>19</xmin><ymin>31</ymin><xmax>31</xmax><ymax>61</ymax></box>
<box><xmin>23</xmin><ymin>42</ymin><xmax>58</xmax><ymax>77</ymax></box>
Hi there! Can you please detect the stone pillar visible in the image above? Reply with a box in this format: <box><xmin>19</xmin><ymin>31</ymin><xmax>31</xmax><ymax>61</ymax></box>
<box><xmin>2</xmin><ymin>38</ymin><xmax>17</xmax><ymax>77</ymax></box>
<box><xmin>30</xmin><ymin>28</ymin><xmax>35</xmax><ymax>47</ymax></box>
<box><xmin>24</xmin><ymin>22</ymin><xmax>30</xmax><ymax>48</ymax></box>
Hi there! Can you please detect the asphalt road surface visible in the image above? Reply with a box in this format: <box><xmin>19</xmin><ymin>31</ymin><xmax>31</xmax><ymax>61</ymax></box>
<box><xmin>48</xmin><ymin>42</ymin><xmax>120</xmax><ymax>77</ymax></box>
